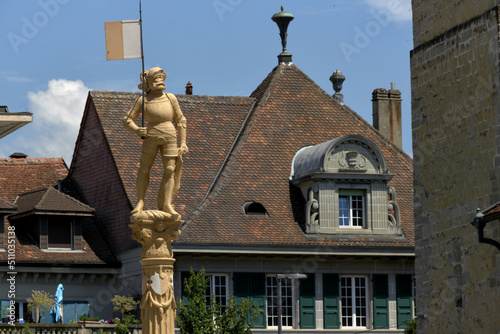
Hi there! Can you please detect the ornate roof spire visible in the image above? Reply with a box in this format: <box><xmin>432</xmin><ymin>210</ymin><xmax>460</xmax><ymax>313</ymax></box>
<box><xmin>272</xmin><ymin>6</ymin><xmax>294</xmax><ymax>64</ymax></box>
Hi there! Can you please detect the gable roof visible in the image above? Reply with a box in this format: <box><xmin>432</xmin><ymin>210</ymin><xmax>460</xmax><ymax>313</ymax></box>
<box><xmin>11</xmin><ymin>186</ymin><xmax>94</xmax><ymax>219</ymax></box>
<box><xmin>175</xmin><ymin>64</ymin><xmax>414</xmax><ymax>250</ymax></box>
<box><xmin>76</xmin><ymin>92</ymin><xmax>256</xmax><ymax>217</ymax></box>
<box><xmin>78</xmin><ymin>63</ymin><xmax>414</xmax><ymax>254</ymax></box>
<box><xmin>0</xmin><ymin>157</ymin><xmax>68</xmax><ymax>203</ymax></box>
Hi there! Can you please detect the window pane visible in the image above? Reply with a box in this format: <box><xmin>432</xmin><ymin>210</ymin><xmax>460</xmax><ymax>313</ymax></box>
<box><xmin>339</xmin><ymin>193</ymin><xmax>364</xmax><ymax>228</ymax></box>
<box><xmin>48</xmin><ymin>219</ymin><xmax>72</xmax><ymax>248</ymax></box>
<box><xmin>341</xmin><ymin>276</ymin><xmax>367</xmax><ymax>328</ymax></box>
<box><xmin>339</xmin><ymin>195</ymin><xmax>349</xmax><ymax>226</ymax></box>
<box><xmin>351</xmin><ymin>196</ymin><xmax>364</xmax><ymax>227</ymax></box>
<box><xmin>266</xmin><ymin>276</ymin><xmax>293</xmax><ymax>327</ymax></box>
<box><xmin>205</xmin><ymin>274</ymin><xmax>228</xmax><ymax>313</ymax></box>
<box><xmin>267</xmin><ymin>276</ymin><xmax>277</xmax><ymax>327</ymax></box>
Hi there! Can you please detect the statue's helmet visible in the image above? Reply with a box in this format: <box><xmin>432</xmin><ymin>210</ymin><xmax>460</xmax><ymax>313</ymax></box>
<box><xmin>138</xmin><ymin>67</ymin><xmax>167</xmax><ymax>92</ymax></box>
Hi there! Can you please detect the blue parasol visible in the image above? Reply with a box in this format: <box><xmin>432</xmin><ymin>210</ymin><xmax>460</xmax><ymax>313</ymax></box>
<box><xmin>50</xmin><ymin>284</ymin><xmax>64</xmax><ymax>323</ymax></box>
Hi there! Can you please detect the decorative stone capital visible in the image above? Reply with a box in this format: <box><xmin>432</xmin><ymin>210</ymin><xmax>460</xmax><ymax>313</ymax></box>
<box><xmin>129</xmin><ymin>210</ymin><xmax>182</xmax><ymax>259</ymax></box>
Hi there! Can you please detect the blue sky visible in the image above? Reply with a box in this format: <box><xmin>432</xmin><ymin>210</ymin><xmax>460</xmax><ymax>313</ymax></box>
<box><xmin>0</xmin><ymin>0</ymin><xmax>413</xmax><ymax>165</ymax></box>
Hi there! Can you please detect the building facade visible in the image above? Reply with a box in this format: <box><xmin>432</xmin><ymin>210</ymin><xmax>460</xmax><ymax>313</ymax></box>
<box><xmin>411</xmin><ymin>1</ymin><xmax>500</xmax><ymax>332</ymax></box>
<box><xmin>69</xmin><ymin>56</ymin><xmax>415</xmax><ymax>331</ymax></box>
<box><xmin>0</xmin><ymin>157</ymin><xmax>121</xmax><ymax>323</ymax></box>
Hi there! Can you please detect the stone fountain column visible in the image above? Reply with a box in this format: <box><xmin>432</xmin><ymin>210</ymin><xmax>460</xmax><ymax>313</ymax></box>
<box><xmin>129</xmin><ymin>211</ymin><xmax>182</xmax><ymax>334</ymax></box>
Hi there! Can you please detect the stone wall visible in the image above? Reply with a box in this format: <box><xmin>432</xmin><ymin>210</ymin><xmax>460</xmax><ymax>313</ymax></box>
<box><xmin>411</xmin><ymin>4</ymin><xmax>500</xmax><ymax>333</ymax></box>
<box><xmin>412</xmin><ymin>0</ymin><xmax>499</xmax><ymax>45</ymax></box>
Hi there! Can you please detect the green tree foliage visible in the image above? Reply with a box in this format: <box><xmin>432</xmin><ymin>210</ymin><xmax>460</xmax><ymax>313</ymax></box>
<box><xmin>177</xmin><ymin>268</ymin><xmax>216</xmax><ymax>334</ymax></box>
<box><xmin>177</xmin><ymin>268</ymin><xmax>258</xmax><ymax>334</ymax></box>
<box><xmin>215</xmin><ymin>297</ymin><xmax>259</xmax><ymax>334</ymax></box>
<box><xmin>111</xmin><ymin>294</ymin><xmax>140</xmax><ymax>334</ymax></box>
<box><xmin>26</xmin><ymin>290</ymin><xmax>56</xmax><ymax>324</ymax></box>
<box><xmin>111</xmin><ymin>295</ymin><xmax>139</xmax><ymax>318</ymax></box>
<box><xmin>403</xmin><ymin>318</ymin><xmax>417</xmax><ymax>334</ymax></box>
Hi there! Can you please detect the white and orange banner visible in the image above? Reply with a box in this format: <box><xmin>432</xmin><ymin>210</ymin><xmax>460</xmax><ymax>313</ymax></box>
<box><xmin>104</xmin><ymin>20</ymin><xmax>141</xmax><ymax>60</ymax></box>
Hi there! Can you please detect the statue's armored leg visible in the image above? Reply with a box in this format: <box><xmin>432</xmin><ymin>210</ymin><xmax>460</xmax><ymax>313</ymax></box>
<box><xmin>158</xmin><ymin>157</ymin><xmax>179</xmax><ymax>217</ymax></box>
<box><xmin>132</xmin><ymin>152</ymin><xmax>156</xmax><ymax>214</ymax></box>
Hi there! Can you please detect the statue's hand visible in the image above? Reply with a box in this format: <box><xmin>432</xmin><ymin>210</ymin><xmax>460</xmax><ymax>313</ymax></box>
<box><xmin>179</xmin><ymin>144</ymin><xmax>189</xmax><ymax>155</ymax></box>
<box><xmin>135</xmin><ymin>127</ymin><xmax>147</xmax><ymax>137</ymax></box>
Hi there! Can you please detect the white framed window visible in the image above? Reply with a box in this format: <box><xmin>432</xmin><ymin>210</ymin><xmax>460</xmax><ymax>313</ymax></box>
<box><xmin>266</xmin><ymin>276</ymin><xmax>293</xmax><ymax>328</ymax></box>
<box><xmin>205</xmin><ymin>274</ymin><xmax>228</xmax><ymax>313</ymax></box>
<box><xmin>341</xmin><ymin>276</ymin><xmax>367</xmax><ymax>328</ymax></box>
<box><xmin>339</xmin><ymin>190</ymin><xmax>365</xmax><ymax>228</ymax></box>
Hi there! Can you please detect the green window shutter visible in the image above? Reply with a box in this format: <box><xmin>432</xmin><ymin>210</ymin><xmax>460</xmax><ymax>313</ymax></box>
<box><xmin>233</xmin><ymin>272</ymin><xmax>266</xmax><ymax>329</ymax></box>
<box><xmin>299</xmin><ymin>274</ymin><xmax>316</xmax><ymax>329</ymax></box>
<box><xmin>323</xmin><ymin>273</ymin><xmax>340</xmax><ymax>329</ymax></box>
<box><xmin>372</xmin><ymin>274</ymin><xmax>389</xmax><ymax>329</ymax></box>
<box><xmin>396</xmin><ymin>274</ymin><xmax>413</xmax><ymax>329</ymax></box>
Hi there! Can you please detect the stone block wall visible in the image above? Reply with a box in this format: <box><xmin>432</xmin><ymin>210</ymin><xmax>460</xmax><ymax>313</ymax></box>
<box><xmin>411</xmin><ymin>4</ymin><xmax>500</xmax><ymax>333</ymax></box>
<box><xmin>412</xmin><ymin>0</ymin><xmax>499</xmax><ymax>46</ymax></box>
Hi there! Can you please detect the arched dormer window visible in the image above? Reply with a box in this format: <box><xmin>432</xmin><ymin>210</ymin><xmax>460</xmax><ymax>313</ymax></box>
<box><xmin>242</xmin><ymin>202</ymin><xmax>268</xmax><ymax>217</ymax></box>
<box><xmin>290</xmin><ymin>135</ymin><xmax>402</xmax><ymax>236</ymax></box>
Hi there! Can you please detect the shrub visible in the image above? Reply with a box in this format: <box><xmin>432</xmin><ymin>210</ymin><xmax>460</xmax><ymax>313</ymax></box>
<box><xmin>403</xmin><ymin>318</ymin><xmax>417</xmax><ymax>334</ymax></box>
<box><xmin>177</xmin><ymin>268</ymin><xmax>258</xmax><ymax>334</ymax></box>
<box><xmin>111</xmin><ymin>295</ymin><xmax>139</xmax><ymax>318</ymax></box>
<box><xmin>26</xmin><ymin>290</ymin><xmax>56</xmax><ymax>324</ymax></box>
<box><xmin>177</xmin><ymin>268</ymin><xmax>215</xmax><ymax>334</ymax></box>
<box><xmin>215</xmin><ymin>297</ymin><xmax>259</xmax><ymax>334</ymax></box>
<box><xmin>115</xmin><ymin>322</ymin><xmax>129</xmax><ymax>334</ymax></box>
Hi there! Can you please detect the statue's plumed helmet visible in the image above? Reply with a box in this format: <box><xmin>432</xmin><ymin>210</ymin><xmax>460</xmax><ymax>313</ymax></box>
<box><xmin>138</xmin><ymin>67</ymin><xmax>167</xmax><ymax>92</ymax></box>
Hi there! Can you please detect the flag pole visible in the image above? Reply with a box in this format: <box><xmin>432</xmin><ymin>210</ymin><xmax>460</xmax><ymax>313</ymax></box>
<box><xmin>139</xmin><ymin>0</ymin><xmax>146</xmax><ymax>135</ymax></box>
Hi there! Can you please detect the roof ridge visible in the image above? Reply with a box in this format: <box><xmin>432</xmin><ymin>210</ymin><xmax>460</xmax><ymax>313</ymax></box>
<box><xmin>0</xmin><ymin>157</ymin><xmax>65</xmax><ymax>163</ymax></box>
<box><xmin>17</xmin><ymin>186</ymin><xmax>52</xmax><ymax>198</ymax></box>
<box><xmin>38</xmin><ymin>186</ymin><xmax>95</xmax><ymax>212</ymax></box>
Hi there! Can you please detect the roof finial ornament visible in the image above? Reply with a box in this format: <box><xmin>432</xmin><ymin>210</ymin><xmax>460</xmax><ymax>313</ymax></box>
<box><xmin>272</xmin><ymin>6</ymin><xmax>294</xmax><ymax>64</ymax></box>
<box><xmin>330</xmin><ymin>70</ymin><xmax>346</xmax><ymax>105</ymax></box>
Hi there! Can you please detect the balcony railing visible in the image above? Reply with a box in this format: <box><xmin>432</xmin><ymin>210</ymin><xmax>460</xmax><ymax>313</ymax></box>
<box><xmin>0</xmin><ymin>323</ymin><xmax>142</xmax><ymax>334</ymax></box>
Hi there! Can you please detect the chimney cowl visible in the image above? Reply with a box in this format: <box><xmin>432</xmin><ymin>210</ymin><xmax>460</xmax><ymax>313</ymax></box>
<box><xmin>372</xmin><ymin>88</ymin><xmax>388</xmax><ymax>100</ymax></box>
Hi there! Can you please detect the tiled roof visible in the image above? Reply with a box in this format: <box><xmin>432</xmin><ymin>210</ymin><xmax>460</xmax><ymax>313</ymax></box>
<box><xmin>0</xmin><ymin>158</ymin><xmax>118</xmax><ymax>266</ymax></box>
<box><xmin>0</xmin><ymin>198</ymin><xmax>16</xmax><ymax>211</ymax></box>
<box><xmin>11</xmin><ymin>187</ymin><xmax>94</xmax><ymax>219</ymax></box>
<box><xmin>0</xmin><ymin>157</ymin><xmax>68</xmax><ymax>202</ymax></box>
<box><xmin>88</xmin><ymin>92</ymin><xmax>256</xmax><ymax>216</ymax></box>
<box><xmin>89</xmin><ymin>64</ymin><xmax>414</xmax><ymax>251</ymax></box>
<box><xmin>0</xmin><ymin>217</ymin><xmax>118</xmax><ymax>266</ymax></box>
<box><xmin>176</xmin><ymin>64</ymin><xmax>414</xmax><ymax>249</ymax></box>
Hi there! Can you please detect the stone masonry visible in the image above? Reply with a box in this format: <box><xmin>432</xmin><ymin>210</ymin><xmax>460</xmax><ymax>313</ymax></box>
<box><xmin>411</xmin><ymin>3</ymin><xmax>500</xmax><ymax>333</ymax></box>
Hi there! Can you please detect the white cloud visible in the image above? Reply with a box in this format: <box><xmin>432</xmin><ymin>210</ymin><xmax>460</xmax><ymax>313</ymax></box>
<box><xmin>365</xmin><ymin>0</ymin><xmax>412</xmax><ymax>22</ymax></box>
<box><xmin>25</xmin><ymin>79</ymin><xmax>89</xmax><ymax>164</ymax></box>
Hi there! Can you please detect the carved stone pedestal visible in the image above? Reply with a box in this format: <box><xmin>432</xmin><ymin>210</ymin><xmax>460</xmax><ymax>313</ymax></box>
<box><xmin>129</xmin><ymin>210</ymin><xmax>182</xmax><ymax>334</ymax></box>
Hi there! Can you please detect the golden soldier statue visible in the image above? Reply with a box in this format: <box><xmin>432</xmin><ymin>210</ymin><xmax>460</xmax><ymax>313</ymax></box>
<box><xmin>124</xmin><ymin>66</ymin><xmax>186</xmax><ymax>334</ymax></box>
<box><xmin>123</xmin><ymin>66</ymin><xmax>188</xmax><ymax>217</ymax></box>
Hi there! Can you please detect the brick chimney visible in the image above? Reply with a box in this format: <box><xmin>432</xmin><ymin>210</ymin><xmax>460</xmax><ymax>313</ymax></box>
<box><xmin>372</xmin><ymin>83</ymin><xmax>402</xmax><ymax>149</ymax></box>
<box><xmin>185</xmin><ymin>81</ymin><xmax>193</xmax><ymax>95</ymax></box>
